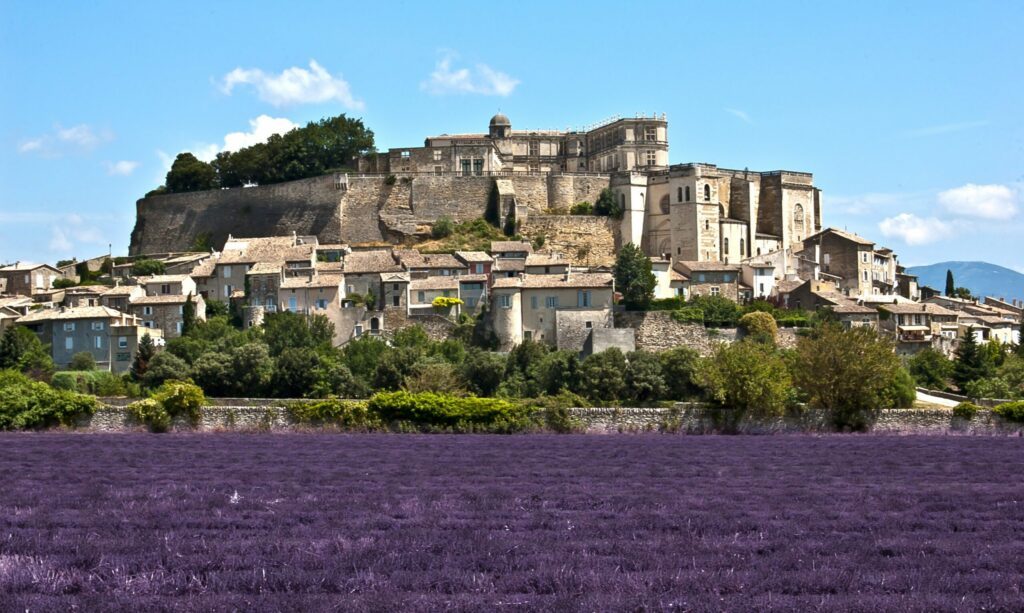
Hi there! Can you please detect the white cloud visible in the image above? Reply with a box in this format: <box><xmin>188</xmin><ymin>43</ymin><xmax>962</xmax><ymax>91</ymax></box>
<box><xmin>422</xmin><ymin>52</ymin><xmax>519</xmax><ymax>97</ymax></box>
<box><xmin>17</xmin><ymin>124</ymin><xmax>112</xmax><ymax>157</ymax></box>
<box><xmin>903</xmin><ymin>120</ymin><xmax>988</xmax><ymax>138</ymax></box>
<box><xmin>938</xmin><ymin>183</ymin><xmax>1017</xmax><ymax>220</ymax></box>
<box><xmin>724</xmin><ymin>108</ymin><xmax>752</xmax><ymax>124</ymax></box>
<box><xmin>49</xmin><ymin>227</ymin><xmax>73</xmax><ymax>252</ymax></box>
<box><xmin>220</xmin><ymin>60</ymin><xmax>363</xmax><ymax>109</ymax></box>
<box><xmin>222</xmin><ymin>115</ymin><xmax>298</xmax><ymax>152</ymax></box>
<box><xmin>104</xmin><ymin>160</ymin><xmax>140</xmax><ymax>176</ymax></box>
<box><xmin>878</xmin><ymin>213</ymin><xmax>954</xmax><ymax>246</ymax></box>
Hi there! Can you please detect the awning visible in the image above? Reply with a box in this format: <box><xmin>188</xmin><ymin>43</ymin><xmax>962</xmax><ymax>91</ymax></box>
<box><xmin>898</xmin><ymin>325</ymin><xmax>930</xmax><ymax>332</ymax></box>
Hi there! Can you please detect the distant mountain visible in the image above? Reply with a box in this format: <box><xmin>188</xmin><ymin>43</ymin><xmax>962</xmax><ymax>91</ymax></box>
<box><xmin>907</xmin><ymin>261</ymin><xmax>1024</xmax><ymax>303</ymax></box>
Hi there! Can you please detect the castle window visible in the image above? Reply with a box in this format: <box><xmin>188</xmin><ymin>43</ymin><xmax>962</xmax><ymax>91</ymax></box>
<box><xmin>529</xmin><ymin>141</ymin><xmax>539</xmax><ymax>157</ymax></box>
<box><xmin>705</xmin><ymin>220</ymin><xmax>710</xmax><ymax>231</ymax></box>
<box><xmin>723</xmin><ymin>238</ymin><xmax>729</xmax><ymax>257</ymax></box>
<box><xmin>434</xmin><ymin>166</ymin><xmax>443</xmax><ymax>175</ymax></box>
<box><xmin>646</xmin><ymin>150</ymin><xmax>657</xmax><ymax>166</ymax></box>
<box><xmin>740</xmin><ymin>238</ymin><xmax>745</xmax><ymax>256</ymax></box>
<box><xmin>710</xmin><ymin>286</ymin><xmax>720</xmax><ymax>297</ymax></box>
<box><xmin>433</xmin><ymin>150</ymin><xmax>442</xmax><ymax>161</ymax></box>
<box><xmin>659</xmin><ymin>194</ymin><xmax>670</xmax><ymax>215</ymax></box>
<box><xmin>793</xmin><ymin>203</ymin><xmax>805</xmax><ymax>235</ymax></box>
<box><xmin>401</xmin><ymin>151</ymin><xmax>410</xmax><ymax>159</ymax></box>
<box><xmin>685</xmin><ymin>186</ymin><xmax>691</xmax><ymax>201</ymax></box>
<box><xmin>677</xmin><ymin>187</ymin><xmax>683</xmax><ymax>202</ymax></box>
<box><xmin>473</xmin><ymin>159</ymin><xmax>484</xmax><ymax>175</ymax></box>
<box><xmin>645</xmin><ymin>126</ymin><xmax>657</xmax><ymax>142</ymax></box>
<box><xmin>461</xmin><ymin>160</ymin><xmax>471</xmax><ymax>176</ymax></box>
<box><xmin>704</xmin><ymin>184</ymin><xmax>711</xmax><ymax>201</ymax></box>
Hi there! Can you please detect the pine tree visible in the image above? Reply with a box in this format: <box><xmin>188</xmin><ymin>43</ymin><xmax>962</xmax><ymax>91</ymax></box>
<box><xmin>953</xmin><ymin>326</ymin><xmax>991</xmax><ymax>390</ymax></box>
<box><xmin>130</xmin><ymin>333</ymin><xmax>156</xmax><ymax>382</ymax></box>
<box><xmin>181</xmin><ymin>293</ymin><xmax>196</xmax><ymax>336</ymax></box>
<box><xmin>945</xmin><ymin>269</ymin><xmax>955</xmax><ymax>297</ymax></box>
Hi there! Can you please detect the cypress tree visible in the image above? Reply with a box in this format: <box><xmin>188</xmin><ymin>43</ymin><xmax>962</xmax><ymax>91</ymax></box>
<box><xmin>953</xmin><ymin>326</ymin><xmax>991</xmax><ymax>390</ymax></box>
<box><xmin>131</xmin><ymin>333</ymin><xmax>156</xmax><ymax>382</ymax></box>
<box><xmin>945</xmin><ymin>269</ymin><xmax>955</xmax><ymax>297</ymax></box>
<box><xmin>182</xmin><ymin>293</ymin><xmax>196</xmax><ymax>337</ymax></box>
<box><xmin>614</xmin><ymin>243</ymin><xmax>657</xmax><ymax>310</ymax></box>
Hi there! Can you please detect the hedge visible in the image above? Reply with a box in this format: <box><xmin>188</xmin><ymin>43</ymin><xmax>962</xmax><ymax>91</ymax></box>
<box><xmin>993</xmin><ymin>401</ymin><xmax>1024</xmax><ymax>423</ymax></box>
<box><xmin>0</xmin><ymin>370</ymin><xmax>97</xmax><ymax>430</ymax></box>
<box><xmin>368</xmin><ymin>391</ymin><xmax>536</xmax><ymax>432</ymax></box>
<box><xmin>285</xmin><ymin>399</ymin><xmax>380</xmax><ymax>430</ymax></box>
<box><xmin>51</xmin><ymin>370</ymin><xmax>126</xmax><ymax>396</ymax></box>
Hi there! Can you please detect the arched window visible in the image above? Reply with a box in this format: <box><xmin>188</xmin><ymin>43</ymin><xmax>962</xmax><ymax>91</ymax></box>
<box><xmin>677</xmin><ymin>187</ymin><xmax>683</xmax><ymax>202</ymax></box>
<box><xmin>685</xmin><ymin>186</ymin><xmax>691</xmax><ymax>201</ymax></box>
<box><xmin>756</xmin><ymin>247</ymin><xmax>762</xmax><ymax>256</ymax></box>
<box><xmin>793</xmin><ymin>203</ymin><xmax>805</xmax><ymax>236</ymax></box>
<box><xmin>724</xmin><ymin>237</ymin><xmax>729</xmax><ymax>254</ymax></box>
<box><xmin>659</xmin><ymin>194</ymin><xmax>670</xmax><ymax>214</ymax></box>
<box><xmin>740</xmin><ymin>238</ymin><xmax>745</xmax><ymax>256</ymax></box>
<box><xmin>704</xmin><ymin>184</ymin><xmax>711</xmax><ymax>201</ymax></box>
<box><xmin>705</xmin><ymin>219</ymin><xmax>710</xmax><ymax>231</ymax></box>
<box><xmin>370</xmin><ymin>317</ymin><xmax>380</xmax><ymax>331</ymax></box>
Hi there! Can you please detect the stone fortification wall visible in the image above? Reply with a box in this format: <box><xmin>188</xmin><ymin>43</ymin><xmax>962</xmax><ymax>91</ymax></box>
<box><xmin>80</xmin><ymin>403</ymin><xmax>1022</xmax><ymax>436</ymax></box>
<box><xmin>614</xmin><ymin>311</ymin><xmax>803</xmax><ymax>354</ymax></box>
<box><xmin>520</xmin><ymin>215</ymin><xmax>619</xmax><ymax>267</ymax></box>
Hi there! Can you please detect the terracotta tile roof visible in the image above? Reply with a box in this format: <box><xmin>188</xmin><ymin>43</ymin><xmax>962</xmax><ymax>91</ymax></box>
<box><xmin>315</xmin><ymin>261</ymin><xmax>344</xmax><ymax>272</ymax></box>
<box><xmin>189</xmin><ymin>260</ymin><xmax>217</xmax><ymax>278</ymax></box>
<box><xmin>131</xmin><ymin>295</ymin><xmax>193</xmax><ymax>305</ymax></box>
<box><xmin>217</xmin><ymin>236</ymin><xmax>315</xmax><ymax>265</ymax></box>
<box><xmin>246</xmin><ymin>262</ymin><xmax>283</xmax><ymax>275</ymax></box>
<box><xmin>0</xmin><ymin>263</ymin><xmax>60</xmax><ymax>272</ymax></box>
<box><xmin>139</xmin><ymin>274</ymin><xmax>192</xmax><ymax>284</ymax></box>
<box><xmin>492</xmin><ymin>272</ymin><xmax>613</xmax><ymax>290</ymax></box>
<box><xmin>343</xmin><ymin>250</ymin><xmax>401</xmax><ymax>274</ymax></box>
<box><xmin>454</xmin><ymin>251</ymin><xmax>493</xmax><ymax>264</ymax></box>
<box><xmin>396</xmin><ymin>250</ymin><xmax>463</xmax><ymax>270</ymax></box>
<box><xmin>17</xmin><ymin>306</ymin><xmax>129</xmax><ymax>323</ymax></box>
<box><xmin>878</xmin><ymin>302</ymin><xmax>958</xmax><ymax>316</ymax></box>
<box><xmin>526</xmin><ymin>253</ymin><xmax>569</xmax><ymax>267</ymax></box>
<box><xmin>410</xmin><ymin>277</ymin><xmax>460</xmax><ymax>291</ymax></box>
<box><xmin>675</xmin><ymin>261</ymin><xmax>741</xmax><ymax>273</ymax></box>
<box><xmin>458</xmin><ymin>274</ymin><xmax>489</xmax><ymax>283</ymax></box>
<box><xmin>493</xmin><ymin>259</ymin><xmax>525</xmax><ymax>273</ymax></box>
<box><xmin>805</xmin><ymin>227</ymin><xmax>875</xmax><ymax>246</ymax></box>
<box><xmin>490</xmin><ymin>241</ymin><xmax>534</xmax><ymax>255</ymax></box>
<box><xmin>102</xmin><ymin>285</ymin><xmax>144</xmax><ymax>296</ymax></box>
<box><xmin>380</xmin><ymin>272</ymin><xmax>411</xmax><ymax>283</ymax></box>
<box><xmin>280</xmin><ymin>274</ymin><xmax>344</xmax><ymax>289</ymax></box>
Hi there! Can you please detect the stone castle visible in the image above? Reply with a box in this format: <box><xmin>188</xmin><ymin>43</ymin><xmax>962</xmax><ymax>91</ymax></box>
<box><xmin>129</xmin><ymin>113</ymin><xmax>822</xmax><ymax>266</ymax></box>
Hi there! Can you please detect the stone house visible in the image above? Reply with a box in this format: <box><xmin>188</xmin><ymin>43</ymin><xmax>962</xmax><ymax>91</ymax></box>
<box><xmin>958</xmin><ymin>315</ymin><xmax>1018</xmax><ymax>345</ymax></box>
<box><xmin>524</xmin><ymin>253</ymin><xmax>570</xmax><ymax>275</ymax></box>
<box><xmin>786</xmin><ymin>280</ymin><xmax>878</xmax><ymax>329</ymax></box>
<box><xmin>62</xmin><ymin>286</ymin><xmax>108</xmax><ymax>308</ymax></box>
<box><xmin>380</xmin><ymin>272</ymin><xmax>410</xmax><ymax>311</ymax></box>
<box><xmin>0</xmin><ymin>263</ymin><xmax>63</xmax><ymax>297</ymax></box>
<box><xmin>740</xmin><ymin>261</ymin><xmax>776</xmax><ymax>301</ymax></box>
<box><xmin>196</xmin><ymin>234</ymin><xmax>318</xmax><ymax>301</ymax></box>
<box><xmin>395</xmin><ymin>250</ymin><xmax>467</xmax><ymax>279</ymax></box>
<box><xmin>490</xmin><ymin>241</ymin><xmax>533</xmax><ymax>260</ymax></box>
<box><xmin>454</xmin><ymin>251</ymin><xmax>493</xmax><ymax>278</ymax></box>
<box><xmin>800</xmin><ymin>228</ymin><xmax>897</xmax><ymax>297</ymax></box>
<box><xmin>877</xmin><ymin>303</ymin><xmax>959</xmax><ymax>352</ymax></box>
<box><xmin>0</xmin><ymin>297</ymin><xmax>32</xmax><ymax>334</ymax></box>
<box><xmin>139</xmin><ymin>274</ymin><xmax>198</xmax><ymax>298</ymax></box>
<box><xmin>458</xmin><ymin>274</ymin><xmax>489</xmax><ymax>313</ymax></box>
<box><xmin>279</xmin><ymin>272</ymin><xmax>344</xmax><ymax>314</ymax></box>
<box><xmin>490</xmin><ymin>272</ymin><xmax>614</xmax><ymax>350</ymax></box>
<box><xmin>674</xmin><ymin>261</ymin><xmax>743</xmax><ymax>302</ymax></box>
<box><xmin>341</xmin><ymin>250</ymin><xmax>402</xmax><ymax>307</ymax></box>
<box><xmin>130</xmin><ymin>294</ymin><xmax>207</xmax><ymax>338</ymax></box>
<box><xmin>16</xmin><ymin>306</ymin><xmax>142</xmax><ymax>370</ymax></box>
<box><xmin>409</xmin><ymin>277</ymin><xmax>461</xmax><ymax>317</ymax></box>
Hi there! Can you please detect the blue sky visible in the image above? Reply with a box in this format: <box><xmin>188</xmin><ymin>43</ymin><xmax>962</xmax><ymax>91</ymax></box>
<box><xmin>2</xmin><ymin>0</ymin><xmax>1022</xmax><ymax>270</ymax></box>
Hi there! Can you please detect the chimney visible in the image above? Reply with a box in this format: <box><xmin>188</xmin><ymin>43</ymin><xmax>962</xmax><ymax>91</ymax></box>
<box><xmin>921</xmin><ymin>304</ymin><xmax>926</xmax><ymax>312</ymax></box>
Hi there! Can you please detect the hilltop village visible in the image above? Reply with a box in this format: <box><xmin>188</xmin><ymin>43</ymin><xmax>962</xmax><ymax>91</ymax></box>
<box><xmin>2</xmin><ymin>113</ymin><xmax>1022</xmax><ymax>376</ymax></box>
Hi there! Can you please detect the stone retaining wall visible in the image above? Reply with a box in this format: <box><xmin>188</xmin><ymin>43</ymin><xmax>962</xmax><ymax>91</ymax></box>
<box><xmin>76</xmin><ymin>403</ymin><xmax>1024</xmax><ymax>435</ymax></box>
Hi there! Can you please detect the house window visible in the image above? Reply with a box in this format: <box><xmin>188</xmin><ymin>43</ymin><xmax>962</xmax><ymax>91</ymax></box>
<box><xmin>474</xmin><ymin>263</ymin><xmax>484</xmax><ymax>274</ymax></box>
<box><xmin>63</xmin><ymin>322</ymin><xmax>76</xmax><ymax>332</ymax></box>
<box><xmin>499</xmin><ymin>294</ymin><xmax>511</xmax><ymax>309</ymax></box>
<box><xmin>354</xmin><ymin>324</ymin><xmax>363</xmax><ymax>337</ymax></box>
<box><xmin>418</xmin><ymin>291</ymin><xmax>426</xmax><ymax>303</ymax></box>
<box><xmin>710</xmin><ymin>286</ymin><xmax>720</xmax><ymax>297</ymax></box>
<box><xmin>524</xmin><ymin>331</ymin><xmax>533</xmax><ymax>342</ymax></box>
<box><xmin>723</xmin><ymin>274</ymin><xmax>733</xmax><ymax>283</ymax></box>
<box><xmin>863</xmin><ymin>271</ymin><xmax>868</xmax><ymax>281</ymax></box>
<box><xmin>176</xmin><ymin>322</ymin><xmax>183</xmax><ymax>335</ymax></box>
<box><xmin>473</xmin><ymin>159</ymin><xmax>484</xmax><ymax>175</ymax></box>
<box><xmin>531</xmin><ymin>296</ymin><xmax>538</xmax><ymax>309</ymax></box>
<box><xmin>585</xmin><ymin>321</ymin><xmax>593</xmax><ymax>329</ymax></box>
<box><xmin>677</xmin><ymin>187</ymin><xmax>683</xmax><ymax>202</ymax></box>
<box><xmin>620</xmin><ymin>193</ymin><xmax>626</xmax><ymax>210</ymax></box>
<box><xmin>698</xmin><ymin>274</ymin><xmax>706</xmax><ymax>283</ymax></box>
<box><xmin>466</xmin><ymin>297</ymin><xmax>478</xmax><ymax>308</ymax></box>
<box><xmin>528</xmin><ymin>141</ymin><xmax>539</xmax><ymax>156</ymax></box>
<box><xmin>646</xmin><ymin>150</ymin><xmax>657</xmax><ymax>166</ymax></box>
<box><xmin>316</xmin><ymin>299</ymin><xmax>328</xmax><ymax>309</ymax></box>
<box><xmin>161</xmin><ymin>284</ymin><xmax>170</xmax><ymax>294</ymax></box>
<box><xmin>223</xmin><ymin>266</ymin><xmax>231</xmax><ymax>278</ymax></box>
<box><xmin>392</xmin><ymin>295</ymin><xmax>400</xmax><ymax>307</ymax></box>
<box><xmin>118</xmin><ymin>336</ymin><xmax>128</xmax><ymax>349</ymax></box>
<box><xmin>433</xmin><ymin>150</ymin><xmax>442</xmax><ymax>161</ymax></box>
<box><xmin>65</xmin><ymin>337</ymin><xmax>73</xmax><ymax>351</ymax></box>
<box><xmin>704</xmin><ymin>184</ymin><xmax>711</xmax><ymax>201</ymax></box>
<box><xmin>289</xmin><ymin>296</ymin><xmax>297</xmax><ymax>311</ymax></box>
<box><xmin>347</xmin><ymin>285</ymin><xmax>354</xmax><ymax>294</ymax></box>
<box><xmin>91</xmin><ymin>321</ymin><xmax>104</xmax><ymax>331</ymax></box>
<box><xmin>862</xmin><ymin>252</ymin><xmax>868</xmax><ymax>263</ymax></box>
<box><xmin>577</xmin><ymin>290</ymin><xmax>591</xmax><ymax>307</ymax></box>
<box><xmin>178</xmin><ymin>305</ymin><xmax>184</xmax><ymax>315</ymax></box>
<box><xmin>740</xmin><ymin>239</ymin><xmax>745</xmax><ymax>256</ymax></box>
<box><xmin>705</xmin><ymin>220</ymin><xmax>709</xmax><ymax>231</ymax></box>
<box><xmin>143</xmin><ymin>306</ymin><xmax>153</xmax><ymax>316</ymax></box>
<box><xmin>223</xmin><ymin>285</ymin><xmax>233</xmax><ymax>298</ymax></box>
<box><xmin>724</xmin><ymin>238</ymin><xmax>729</xmax><ymax>255</ymax></box>
<box><xmin>545</xmin><ymin>296</ymin><xmax>558</xmax><ymax>308</ymax></box>
<box><xmin>442</xmin><ymin>269</ymin><xmax>450</xmax><ymax>276</ymax></box>
<box><xmin>434</xmin><ymin>165</ymin><xmax>444</xmax><ymax>175</ymax></box>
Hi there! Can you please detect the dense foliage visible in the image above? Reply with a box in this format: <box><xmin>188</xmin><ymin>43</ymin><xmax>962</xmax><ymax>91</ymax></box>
<box><xmin>154</xmin><ymin>114</ymin><xmax>375</xmax><ymax>194</ymax></box>
<box><xmin>0</xmin><ymin>370</ymin><xmax>97</xmax><ymax>429</ymax></box>
<box><xmin>0</xmin><ymin>326</ymin><xmax>54</xmax><ymax>378</ymax></box>
<box><xmin>614</xmin><ymin>243</ymin><xmax>656</xmax><ymax>310</ymax></box>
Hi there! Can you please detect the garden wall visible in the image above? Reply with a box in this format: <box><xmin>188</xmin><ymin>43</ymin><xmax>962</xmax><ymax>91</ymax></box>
<box><xmin>614</xmin><ymin>311</ymin><xmax>802</xmax><ymax>354</ymax></box>
<box><xmin>80</xmin><ymin>401</ymin><xmax>1024</xmax><ymax>435</ymax></box>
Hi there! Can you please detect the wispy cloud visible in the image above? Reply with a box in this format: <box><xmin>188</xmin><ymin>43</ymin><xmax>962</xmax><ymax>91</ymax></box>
<box><xmin>17</xmin><ymin>123</ymin><xmax>113</xmax><ymax>157</ymax></box>
<box><xmin>104</xmin><ymin>160</ymin><xmax>140</xmax><ymax>176</ymax></box>
<box><xmin>938</xmin><ymin>183</ymin><xmax>1017</xmax><ymax>220</ymax></box>
<box><xmin>422</xmin><ymin>52</ymin><xmax>519</xmax><ymax>97</ymax></box>
<box><xmin>878</xmin><ymin>213</ymin><xmax>954</xmax><ymax>246</ymax></box>
<box><xmin>724</xmin><ymin>108</ymin><xmax>752</xmax><ymax>124</ymax></box>
<box><xmin>220</xmin><ymin>60</ymin><xmax>363</xmax><ymax>109</ymax></box>
<box><xmin>903</xmin><ymin>120</ymin><xmax>988</xmax><ymax>138</ymax></box>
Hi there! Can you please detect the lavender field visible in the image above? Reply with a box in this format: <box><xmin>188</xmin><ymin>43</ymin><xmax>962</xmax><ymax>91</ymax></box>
<box><xmin>1</xmin><ymin>435</ymin><xmax>1023</xmax><ymax>611</ymax></box>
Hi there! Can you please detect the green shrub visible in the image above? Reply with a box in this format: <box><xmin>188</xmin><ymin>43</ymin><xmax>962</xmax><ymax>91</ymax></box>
<box><xmin>738</xmin><ymin>311</ymin><xmax>778</xmax><ymax>344</ymax></box>
<box><xmin>431</xmin><ymin>216</ymin><xmax>454</xmax><ymax>239</ymax></box>
<box><xmin>671</xmin><ymin>307</ymin><xmax>705</xmax><ymax>324</ymax></box>
<box><xmin>52</xmin><ymin>278</ymin><xmax>77</xmax><ymax>289</ymax></box>
<box><xmin>964</xmin><ymin>377</ymin><xmax>1012</xmax><ymax>400</ymax></box>
<box><xmin>993</xmin><ymin>400</ymin><xmax>1024</xmax><ymax>422</ymax></box>
<box><xmin>152</xmin><ymin>380</ymin><xmax>205</xmax><ymax>424</ymax></box>
<box><xmin>649</xmin><ymin>297</ymin><xmax>687</xmax><ymax>311</ymax></box>
<box><xmin>285</xmin><ymin>399</ymin><xmax>380</xmax><ymax>430</ymax></box>
<box><xmin>542</xmin><ymin>406</ymin><xmax>580</xmax><ymax>433</ymax></box>
<box><xmin>0</xmin><ymin>370</ymin><xmax>97</xmax><ymax>430</ymax></box>
<box><xmin>952</xmin><ymin>402</ymin><xmax>982</xmax><ymax>421</ymax></box>
<box><xmin>51</xmin><ymin>370</ymin><xmax>126</xmax><ymax>396</ymax></box>
<box><xmin>384</xmin><ymin>174</ymin><xmax>396</xmax><ymax>186</ymax></box>
<box><xmin>128</xmin><ymin>398</ymin><xmax>171</xmax><ymax>432</ymax></box>
<box><xmin>368</xmin><ymin>391</ymin><xmax>534</xmax><ymax>433</ymax></box>
<box><xmin>570</xmin><ymin>201</ymin><xmax>593</xmax><ymax>215</ymax></box>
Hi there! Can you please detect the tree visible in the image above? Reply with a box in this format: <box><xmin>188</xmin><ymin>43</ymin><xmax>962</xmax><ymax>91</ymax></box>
<box><xmin>262</xmin><ymin>312</ymin><xmax>334</xmax><ymax>357</ymax></box>
<box><xmin>403</xmin><ymin>361</ymin><xmax>467</xmax><ymax>395</ymax></box>
<box><xmin>625</xmin><ymin>351</ymin><xmax>665</xmax><ymax>402</ymax></box>
<box><xmin>614</xmin><ymin>243</ymin><xmax>657</xmax><ymax>310</ymax></box>
<box><xmin>485</xmin><ymin>181</ymin><xmax>501</xmax><ymax>227</ymax></box>
<box><xmin>1016</xmin><ymin>318</ymin><xmax>1024</xmax><ymax>358</ymax></box>
<box><xmin>792</xmin><ymin>324</ymin><xmax>911</xmax><ymax>430</ymax></box>
<box><xmin>431</xmin><ymin>217</ymin><xmax>454</xmax><ymax>239</ymax></box>
<box><xmin>579</xmin><ymin>348</ymin><xmax>627</xmax><ymax>402</ymax></box>
<box><xmin>659</xmin><ymin>346</ymin><xmax>701</xmax><ymax>400</ymax></box>
<box><xmin>69</xmin><ymin>352</ymin><xmax>96</xmax><ymax>371</ymax></box>
<box><xmin>945</xmin><ymin>269</ymin><xmax>955</xmax><ymax>297</ymax></box>
<box><xmin>133</xmin><ymin>259</ymin><xmax>166</xmax><ymax>276</ymax></box>
<box><xmin>698</xmin><ymin>341</ymin><xmax>792</xmax><ymax>420</ymax></box>
<box><xmin>0</xmin><ymin>327</ymin><xmax>54</xmax><ymax>377</ymax></box>
<box><xmin>594</xmin><ymin>188</ymin><xmax>623</xmax><ymax>218</ymax></box>
<box><xmin>130</xmin><ymin>333</ymin><xmax>156</xmax><ymax>382</ymax></box>
<box><xmin>906</xmin><ymin>348</ymin><xmax>953</xmax><ymax>390</ymax></box>
<box><xmin>271</xmin><ymin>348</ymin><xmax>321</xmax><ymax>397</ymax></box>
<box><xmin>738</xmin><ymin>311</ymin><xmax>778</xmax><ymax>344</ymax></box>
<box><xmin>190</xmin><ymin>351</ymin><xmax>232</xmax><ymax>396</ymax></box>
<box><xmin>460</xmin><ymin>350</ymin><xmax>506</xmax><ymax>397</ymax></box>
<box><xmin>228</xmin><ymin>343</ymin><xmax>274</xmax><ymax>396</ymax></box>
<box><xmin>165</xmin><ymin>152</ymin><xmax>217</xmax><ymax>193</ymax></box>
<box><xmin>181</xmin><ymin>293</ymin><xmax>197</xmax><ymax>337</ymax></box>
<box><xmin>142</xmin><ymin>352</ymin><xmax>189</xmax><ymax>389</ymax></box>
<box><xmin>340</xmin><ymin>336</ymin><xmax>389</xmax><ymax>386</ymax></box>
<box><xmin>953</xmin><ymin>326</ymin><xmax>992</xmax><ymax>391</ymax></box>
